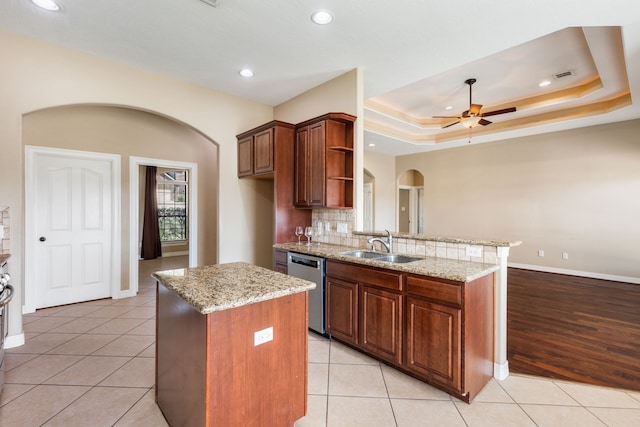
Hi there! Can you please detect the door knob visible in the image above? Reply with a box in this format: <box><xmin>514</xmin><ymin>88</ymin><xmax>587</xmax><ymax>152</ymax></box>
<box><xmin>39</xmin><ymin>236</ymin><xmax>46</xmax><ymax>242</ymax></box>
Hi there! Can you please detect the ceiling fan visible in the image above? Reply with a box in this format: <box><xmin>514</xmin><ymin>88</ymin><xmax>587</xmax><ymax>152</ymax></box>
<box><xmin>434</xmin><ymin>78</ymin><xmax>516</xmax><ymax>129</ymax></box>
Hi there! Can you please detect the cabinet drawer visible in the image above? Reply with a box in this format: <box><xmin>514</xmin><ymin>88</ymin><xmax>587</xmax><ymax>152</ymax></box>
<box><xmin>407</xmin><ymin>276</ymin><xmax>462</xmax><ymax>306</ymax></box>
<box><xmin>327</xmin><ymin>260</ymin><xmax>402</xmax><ymax>291</ymax></box>
<box><xmin>274</xmin><ymin>250</ymin><xmax>288</xmax><ymax>265</ymax></box>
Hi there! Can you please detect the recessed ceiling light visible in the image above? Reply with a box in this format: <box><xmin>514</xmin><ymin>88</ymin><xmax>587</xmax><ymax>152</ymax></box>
<box><xmin>32</xmin><ymin>0</ymin><xmax>61</xmax><ymax>11</ymax></box>
<box><xmin>368</xmin><ymin>143</ymin><xmax>376</xmax><ymax>147</ymax></box>
<box><xmin>539</xmin><ymin>80</ymin><xmax>551</xmax><ymax>87</ymax></box>
<box><xmin>311</xmin><ymin>10</ymin><xmax>333</xmax><ymax>25</ymax></box>
<box><xmin>444</xmin><ymin>105</ymin><xmax>453</xmax><ymax>110</ymax></box>
<box><xmin>239</xmin><ymin>69</ymin><xmax>254</xmax><ymax>78</ymax></box>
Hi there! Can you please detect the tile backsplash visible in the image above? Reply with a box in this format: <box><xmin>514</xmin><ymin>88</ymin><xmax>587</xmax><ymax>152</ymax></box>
<box><xmin>1</xmin><ymin>206</ymin><xmax>9</xmax><ymax>254</ymax></box>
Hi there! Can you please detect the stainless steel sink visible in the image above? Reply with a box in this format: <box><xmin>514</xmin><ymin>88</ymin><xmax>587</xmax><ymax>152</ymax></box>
<box><xmin>340</xmin><ymin>250</ymin><xmax>384</xmax><ymax>259</ymax></box>
<box><xmin>374</xmin><ymin>254</ymin><xmax>423</xmax><ymax>263</ymax></box>
<box><xmin>340</xmin><ymin>251</ymin><xmax>423</xmax><ymax>264</ymax></box>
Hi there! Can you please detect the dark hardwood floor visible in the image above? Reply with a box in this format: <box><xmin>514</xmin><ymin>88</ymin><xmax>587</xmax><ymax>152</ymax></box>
<box><xmin>507</xmin><ymin>267</ymin><xmax>640</xmax><ymax>392</ymax></box>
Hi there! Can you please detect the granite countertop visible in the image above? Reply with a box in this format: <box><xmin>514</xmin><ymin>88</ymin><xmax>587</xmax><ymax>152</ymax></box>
<box><xmin>152</xmin><ymin>262</ymin><xmax>316</xmax><ymax>315</ymax></box>
<box><xmin>353</xmin><ymin>230</ymin><xmax>522</xmax><ymax>247</ymax></box>
<box><xmin>274</xmin><ymin>243</ymin><xmax>500</xmax><ymax>282</ymax></box>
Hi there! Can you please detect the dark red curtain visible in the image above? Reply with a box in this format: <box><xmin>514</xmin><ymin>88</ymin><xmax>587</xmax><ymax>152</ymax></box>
<box><xmin>141</xmin><ymin>166</ymin><xmax>162</xmax><ymax>260</ymax></box>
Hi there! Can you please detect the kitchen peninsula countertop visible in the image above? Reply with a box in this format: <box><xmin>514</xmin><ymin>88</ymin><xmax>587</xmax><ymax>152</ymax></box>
<box><xmin>152</xmin><ymin>262</ymin><xmax>315</xmax><ymax>315</ymax></box>
<box><xmin>274</xmin><ymin>242</ymin><xmax>499</xmax><ymax>282</ymax></box>
<box><xmin>353</xmin><ymin>230</ymin><xmax>522</xmax><ymax>247</ymax></box>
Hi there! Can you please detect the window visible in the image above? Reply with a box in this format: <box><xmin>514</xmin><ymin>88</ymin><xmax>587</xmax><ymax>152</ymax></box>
<box><xmin>156</xmin><ymin>170</ymin><xmax>188</xmax><ymax>242</ymax></box>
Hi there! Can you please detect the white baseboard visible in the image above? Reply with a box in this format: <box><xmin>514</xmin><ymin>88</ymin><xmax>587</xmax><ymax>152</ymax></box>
<box><xmin>6</xmin><ymin>332</ymin><xmax>25</xmax><ymax>349</ymax></box>
<box><xmin>113</xmin><ymin>289</ymin><xmax>137</xmax><ymax>299</ymax></box>
<box><xmin>22</xmin><ymin>305</ymin><xmax>36</xmax><ymax>314</ymax></box>
<box><xmin>494</xmin><ymin>361</ymin><xmax>509</xmax><ymax>380</ymax></box>
<box><xmin>508</xmin><ymin>263</ymin><xmax>640</xmax><ymax>285</ymax></box>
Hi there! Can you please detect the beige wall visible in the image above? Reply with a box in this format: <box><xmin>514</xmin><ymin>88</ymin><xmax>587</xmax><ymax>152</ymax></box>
<box><xmin>396</xmin><ymin>119</ymin><xmax>640</xmax><ymax>278</ymax></box>
<box><xmin>23</xmin><ymin>106</ymin><xmax>209</xmax><ymax>287</ymax></box>
<box><xmin>0</xmin><ymin>30</ymin><xmax>273</xmax><ymax>337</ymax></box>
<box><xmin>363</xmin><ymin>150</ymin><xmax>396</xmax><ymax>230</ymax></box>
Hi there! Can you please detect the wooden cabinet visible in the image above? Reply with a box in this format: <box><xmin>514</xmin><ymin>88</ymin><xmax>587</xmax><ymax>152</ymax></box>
<box><xmin>237</xmin><ymin>124</ymin><xmax>276</xmax><ymax>178</ymax></box>
<box><xmin>273</xmin><ymin>248</ymin><xmax>288</xmax><ymax>274</ymax></box>
<box><xmin>325</xmin><ymin>259</ymin><xmax>494</xmax><ymax>402</ymax></box>
<box><xmin>326</xmin><ymin>260</ymin><xmax>402</xmax><ymax>363</ymax></box>
<box><xmin>237</xmin><ymin>121</ymin><xmax>311</xmax><ymax>244</ymax></box>
<box><xmin>294</xmin><ymin>113</ymin><xmax>356</xmax><ymax>208</ymax></box>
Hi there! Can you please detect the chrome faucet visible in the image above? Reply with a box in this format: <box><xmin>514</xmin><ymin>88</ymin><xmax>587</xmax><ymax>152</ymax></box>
<box><xmin>368</xmin><ymin>229</ymin><xmax>393</xmax><ymax>253</ymax></box>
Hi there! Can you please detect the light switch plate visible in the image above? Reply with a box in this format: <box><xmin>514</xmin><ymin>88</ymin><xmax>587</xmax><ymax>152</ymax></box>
<box><xmin>465</xmin><ymin>245</ymin><xmax>482</xmax><ymax>258</ymax></box>
<box><xmin>254</xmin><ymin>326</ymin><xmax>273</xmax><ymax>346</ymax></box>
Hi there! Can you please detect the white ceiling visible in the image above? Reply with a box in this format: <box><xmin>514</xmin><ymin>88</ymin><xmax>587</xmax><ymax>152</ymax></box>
<box><xmin>1</xmin><ymin>0</ymin><xmax>639</xmax><ymax>155</ymax></box>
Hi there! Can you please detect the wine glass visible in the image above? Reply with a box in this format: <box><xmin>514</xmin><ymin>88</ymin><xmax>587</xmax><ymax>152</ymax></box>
<box><xmin>295</xmin><ymin>226</ymin><xmax>304</xmax><ymax>245</ymax></box>
<box><xmin>304</xmin><ymin>226</ymin><xmax>314</xmax><ymax>246</ymax></box>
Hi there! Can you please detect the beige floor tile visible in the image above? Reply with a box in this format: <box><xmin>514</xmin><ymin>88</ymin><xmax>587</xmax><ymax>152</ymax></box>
<box><xmin>329</xmin><ymin>364</ymin><xmax>387</xmax><ymax>398</ymax></box>
<box><xmin>7</xmin><ymin>332</ymin><xmax>78</xmax><ymax>354</ymax></box>
<box><xmin>92</xmin><ymin>334</ymin><xmax>155</xmax><ymax>357</ymax></box>
<box><xmin>49</xmin><ymin>304</ymin><xmax>104</xmax><ymax>317</ymax></box>
<box><xmin>588</xmin><ymin>407</ymin><xmax>640</xmax><ymax>427</ymax></box>
<box><xmin>86</xmin><ymin>318</ymin><xmax>146</xmax><ymax>334</ymax></box>
<box><xmin>138</xmin><ymin>342</ymin><xmax>156</xmax><ymax>358</ymax></box>
<box><xmin>100</xmin><ymin>357</ymin><xmax>155</xmax><ymax>387</ymax></box>
<box><xmin>327</xmin><ymin>396</ymin><xmax>395</xmax><ymax>427</ymax></box>
<box><xmin>0</xmin><ymin>384</ymin><xmax>89</xmax><ymax>427</ymax></box>
<box><xmin>455</xmin><ymin>401</ymin><xmax>537</xmax><ymax>427</ymax></box>
<box><xmin>125</xmin><ymin>319</ymin><xmax>156</xmax><ymax>335</ymax></box>
<box><xmin>111</xmin><ymin>296</ymin><xmax>152</xmax><ymax>307</ymax></box>
<box><xmin>498</xmin><ymin>374</ymin><xmax>579</xmax><ymax>405</ymax></box>
<box><xmin>42</xmin><ymin>386</ymin><xmax>147</xmax><ymax>427</ymax></box>
<box><xmin>5</xmin><ymin>354</ymin><xmax>84</xmax><ymax>384</ymax></box>
<box><xmin>381</xmin><ymin>364</ymin><xmax>451</xmax><ymax>400</ymax></box>
<box><xmin>308</xmin><ymin>331</ymin><xmax>325</xmax><ymax>341</ymax></box>
<box><xmin>521</xmin><ymin>404</ymin><xmax>607</xmax><ymax>426</ymax></box>
<box><xmin>31</xmin><ymin>305</ymin><xmax>70</xmax><ymax>316</ymax></box>
<box><xmin>555</xmin><ymin>381</ymin><xmax>640</xmax><ymax>408</ymax></box>
<box><xmin>22</xmin><ymin>315</ymin><xmax>45</xmax><ymax>325</ymax></box>
<box><xmin>329</xmin><ymin>341</ymin><xmax>379</xmax><ymax>365</ymax></box>
<box><xmin>116</xmin><ymin>306</ymin><xmax>156</xmax><ymax>319</ymax></box>
<box><xmin>48</xmin><ymin>317</ymin><xmax>110</xmax><ymax>333</ymax></box>
<box><xmin>473</xmin><ymin>378</ymin><xmax>515</xmax><ymax>403</ymax></box>
<box><xmin>295</xmin><ymin>394</ymin><xmax>328</xmax><ymax>427</ymax></box>
<box><xmin>628</xmin><ymin>391</ymin><xmax>640</xmax><ymax>401</ymax></box>
<box><xmin>392</xmin><ymin>399</ymin><xmax>466</xmax><ymax>427</ymax></box>
<box><xmin>23</xmin><ymin>317</ymin><xmax>75</xmax><ymax>333</ymax></box>
<box><xmin>46</xmin><ymin>333</ymin><xmax>120</xmax><ymax>355</ymax></box>
<box><xmin>113</xmin><ymin>389</ymin><xmax>169</xmax><ymax>427</ymax></box>
<box><xmin>309</xmin><ymin>363</ymin><xmax>329</xmax><ymax>395</ymax></box>
<box><xmin>85</xmin><ymin>305</ymin><xmax>137</xmax><ymax>318</ymax></box>
<box><xmin>0</xmin><ymin>383</ymin><xmax>36</xmax><ymax>407</ymax></box>
<box><xmin>3</xmin><ymin>352</ymin><xmax>38</xmax><ymax>370</ymax></box>
<box><xmin>44</xmin><ymin>355</ymin><xmax>131</xmax><ymax>386</ymax></box>
<box><xmin>309</xmin><ymin>339</ymin><xmax>331</xmax><ymax>363</ymax></box>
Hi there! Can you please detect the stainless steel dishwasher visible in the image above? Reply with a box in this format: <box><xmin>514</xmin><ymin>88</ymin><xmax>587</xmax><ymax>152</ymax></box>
<box><xmin>287</xmin><ymin>252</ymin><xmax>325</xmax><ymax>334</ymax></box>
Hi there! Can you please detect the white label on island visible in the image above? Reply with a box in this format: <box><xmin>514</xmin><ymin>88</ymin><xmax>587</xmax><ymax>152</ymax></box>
<box><xmin>254</xmin><ymin>326</ymin><xmax>274</xmax><ymax>346</ymax></box>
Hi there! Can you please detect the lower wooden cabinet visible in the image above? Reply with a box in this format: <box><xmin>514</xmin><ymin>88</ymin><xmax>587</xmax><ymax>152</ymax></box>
<box><xmin>326</xmin><ymin>276</ymin><xmax>358</xmax><ymax>345</ymax></box>
<box><xmin>325</xmin><ymin>259</ymin><xmax>494</xmax><ymax>402</ymax></box>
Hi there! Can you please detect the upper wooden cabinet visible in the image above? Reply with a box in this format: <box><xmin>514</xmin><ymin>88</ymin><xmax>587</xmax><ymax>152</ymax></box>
<box><xmin>237</xmin><ymin>121</ymin><xmax>291</xmax><ymax>178</ymax></box>
<box><xmin>294</xmin><ymin>113</ymin><xmax>356</xmax><ymax>208</ymax></box>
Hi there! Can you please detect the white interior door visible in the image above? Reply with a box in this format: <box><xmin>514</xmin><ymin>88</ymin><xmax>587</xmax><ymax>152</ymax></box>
<box><xmin>33</xmin><ymin>152</ymin><xmax>113</xmax><ymax>308</ymax></box>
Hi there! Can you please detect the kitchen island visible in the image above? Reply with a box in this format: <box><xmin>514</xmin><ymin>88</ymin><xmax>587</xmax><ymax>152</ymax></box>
<box><xmin>152</xmin><ymin>262</ymin><xmax>315</xmax><ymax>427</ymax></box>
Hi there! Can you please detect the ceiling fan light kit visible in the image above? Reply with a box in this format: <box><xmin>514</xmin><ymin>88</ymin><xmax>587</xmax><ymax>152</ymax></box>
<box><xmin>433</xmin><ymin>78</ymin><xmax>517</xmax><ymax>129</ymax></box>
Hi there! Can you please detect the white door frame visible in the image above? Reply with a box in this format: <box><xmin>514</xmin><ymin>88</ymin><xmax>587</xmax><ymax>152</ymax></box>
<box><xmin>129</xmin><ymin>157</ymin><xmax>198</xmax><ymax>296</ymax></box>
<box><xmin>24</xmin><ymin>146</ymin><xmax>121</xmax><ymax>314</ymax></box>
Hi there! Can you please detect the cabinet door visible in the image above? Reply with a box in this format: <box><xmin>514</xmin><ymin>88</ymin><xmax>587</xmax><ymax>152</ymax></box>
<box><xmin>307</xmin><ymin>121</ymin><xmax>326</xmax><ymax>206</ymax></box>
<box><xmin>294</xmin><ymin>126</ymin><xmax>310</xmax><ymax>207</ymax></box>
<box><xmin>253</xmin><ymin>128</ymin><xmax>274</xmax><ymax>174</ymax></box>
<box><xmin>360</xmin><ymin>286</ymin><xmax>402</xmax><ymax>364</ymax></box>
<box><xmin>326</xmin><ymin>276</ymin><xmax>358</xmax><ymax>345</ymax></box>
<box><xmin>406</xmin><ymin>296</ymin><xmax>461</xmax><ymax>391</ymax></box>
<box><xmin>237</xmin><ymin>136</ymin><xmax>253</xmax><ymax>177</ymax></box>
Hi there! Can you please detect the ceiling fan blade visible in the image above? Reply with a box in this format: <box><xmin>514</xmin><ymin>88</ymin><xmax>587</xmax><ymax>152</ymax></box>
<box><xmin>478</xmin><ymin>118</ymin><xmax>492</xmax><ymax>126</ymax></box>
<box><xmin>442</xmin><ymin>121</ymin><xmax>460</xmax><ymax>129</ymax></box>
<box><xmin>433</xmin><ymin>115</ymin><xmax>461</xmax><ymax>119</ymax></box>
<box><xmin>468</xmin><ymin>104</ymin><xmax>482</xmax><ymax>116</ymax></box>
<box><xmin>481</xmin><ymin>107</ymin><xmax>516</xmax><ymax>117</ymax></box>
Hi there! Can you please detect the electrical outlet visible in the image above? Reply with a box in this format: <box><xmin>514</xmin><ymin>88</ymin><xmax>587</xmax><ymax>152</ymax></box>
<box><xmin>538</xmin><ymin>250</ymin><xmax>544</xmax><ymax>257</ymax></box>
<box><xmin>466</xmin><ymin>245</ymin><xmax>482</xmax><ymax>258</ymax></box>
<box><xmin>562</xmin><ymin>252</ymin><xmax>569</xmax><ymax>260</ymax></box>
<box><xmin>254</xmin><ymin>326</ymin><xmax>273</xmax><ymax>346</ymax></box>
<box><xmin>337</xmin><ymin>223</ymin><xmax>348</xmax><ymax>234</ymax></box>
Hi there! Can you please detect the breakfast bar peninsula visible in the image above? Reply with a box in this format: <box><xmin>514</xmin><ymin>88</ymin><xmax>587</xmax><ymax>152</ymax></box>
<box><xmin>152</xmin><ymin>262</ymin><xmax>315</xmax><ymax>427</ymax></box>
